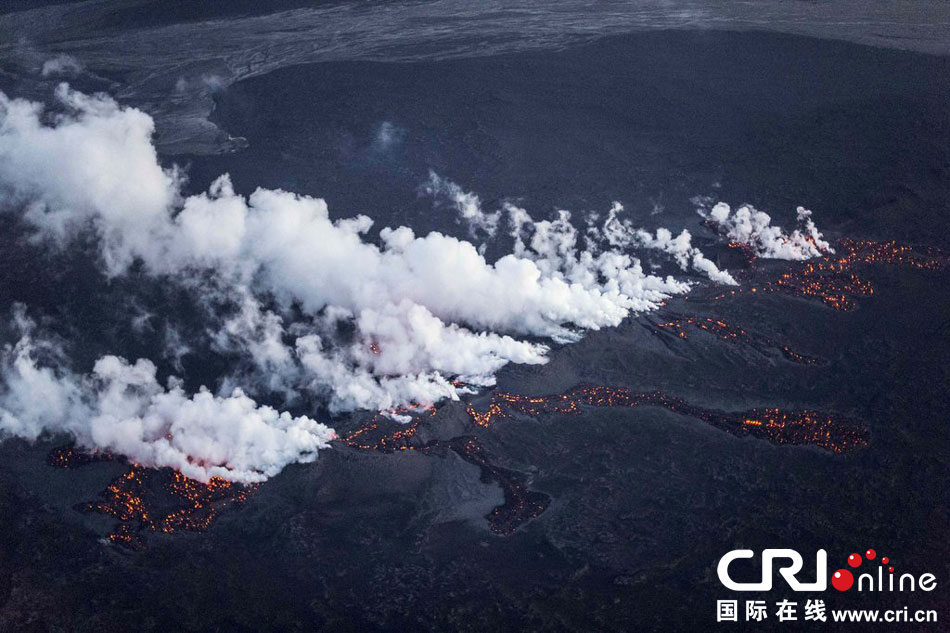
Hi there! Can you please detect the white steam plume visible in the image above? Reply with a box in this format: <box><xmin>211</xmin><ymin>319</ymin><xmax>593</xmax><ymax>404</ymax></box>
<box><xmin>593</xmin><ymin>201</ymin><xmax>737</xmax><ymax>285</ymax></box>
<box><xmin>422</xmin><ymin>170</ymin><xmax>500</xmax><ymax>239</ymax></box>
<box><xmin>0</xmin><ymin>86</ymin><xmax>714</xmax><ymax>414</ymax></box>
<box><xmin>0</xmin><ymin>309</ymin><xmax>334</xmax><ymax>483</ymax></box>
<box><xmin>0</xmin><ymin>85</ymin><xmax>825</xmax><ymax>480</ymax></box>
<box><xmin>0</xmin><ymin>85</ymin><xmax>180</xmax><ymax>274</ymax></box>
<box><xmin>429</xmin><ymin>185</ymin><xmax>738</xmax><ymax>286</ymax></box>
<box><xmin>699</xmin><ymin>201</ymin><xmax>833</xmax><ymax>260</ymax></box>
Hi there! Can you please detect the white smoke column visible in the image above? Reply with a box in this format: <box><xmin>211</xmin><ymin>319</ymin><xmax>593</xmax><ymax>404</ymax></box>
<box><xmin>504</xmin><ymin>199</ymin><xmax>737</xmax><ymax>286</ymax></box>
<box><xmin>0</xmin><ymin>311</ymin><xmax>335</xmax><ymax>483</ymax></box>
<box><xmin>0</xmin><ymin>86</ymin><xmax>740</xmax><ymax>426</ymax></box>
<box><xmin>423</xmin><ymin>171</ymin><xmax>500</xmax><ymax>239</ymax></box>
<box><xmin>210</xmin><ymin>289</ymin><xmax>551</xmax><ymax>413</ymax></box>
<box><xmin>594</xmin><ymin>202</ymin><xmax>737</xmax><ymax>286</ymax></box>
<box><xmin>0</xmin><ymin>84</ymin><xmax>179</xmax><ymax>274</ymax></box>
<box><xmin>0</xmin><ymin>310</ymin><xmax>88</xmax><ymax>442</ymax></box>
<box><xmin>700</xmin><ymin>201</ymin><xmax>834</xmax><ymax>260</ymax></box>
<box><xmin>504</xmin><ymin>202</ymin><xmax>697</xmax><ymax>320</ymax></box>
<box><xmin>88</xmin><ymin>356</ymin><xmax>333</xmax><ymax>483</ymax></box>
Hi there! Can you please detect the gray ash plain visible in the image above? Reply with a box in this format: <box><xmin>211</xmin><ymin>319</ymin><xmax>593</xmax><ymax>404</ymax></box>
<box><xmin>0</xmin><ymin>30</ymin><xmax>949</xmax><ymax>632</ymax></box>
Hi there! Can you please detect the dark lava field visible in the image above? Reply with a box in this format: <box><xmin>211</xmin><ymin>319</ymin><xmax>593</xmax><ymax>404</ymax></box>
<box><xmin>0</xmin><ymin>15</ymin><xmax>948</xmax><ymax>633</ymax></box>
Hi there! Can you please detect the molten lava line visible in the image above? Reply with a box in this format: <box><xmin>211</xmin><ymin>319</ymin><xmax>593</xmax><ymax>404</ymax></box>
<box><xmin>336</xmin><ymin>381</ymin><xmax>867</xmax><ymax>536</ymax></box>
<box><xmin>650</xmin><ymin>312</ymin><xmax>822</xmax><ymax>365</ymax></box>
<box><xmin>466</xmin><ymin>385</ymin><xmax>867</xmax><ymax>454</ymax></box>
<box><xmin>46</xmin><ymin>239</ymin><xmax>925</xmax><ymax>545</ymax></box>
<box><xmin>49</xmin><ymin>449</ymin><xmax>258</xmax><ymax>550</ymax></box>
<box><xmin>714</xmin><ymin>238</ymin><xmax>946</xmax><ymax>310</ymax></box>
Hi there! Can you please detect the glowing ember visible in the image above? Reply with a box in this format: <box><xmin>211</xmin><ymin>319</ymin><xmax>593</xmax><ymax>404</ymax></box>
<box><xmin>651</xmin><ymin>312</ymin><xmax>821</xmax><ymax>364</ymax></box>
<box><xmin>340</xmin><ymin>403</ymin><xmax>435</xmax><ymax>451</ymax></box>
<box><xmin>727</xmin><ymin>241</ymin><xmax>758</xmax><ymax>266</ymax></box>
<box><xmin>47</xmin><ymin>445</ymin><xmax>112</xmax><ymax>469</ymax></box>
<box><xmin>448</xmin><ymin>436</ymin><xmax>549</xmax><ymax>536</ymax></box>
<box><xmin>466</xmin><ymin>385</ymin><xmax>867</xmax><ymax>454</ymax></box>
<box><xmin>717</xmin><ymin>238</ymin><xmax>947</xmax><ymax>310</ymax></box>
<box><xmin>79</xmin><ymin>464</ymin><xmax>258</xmax><ymax>549</ymax></box>
<box><xmin>340</xmin><ymin>420</ymin><xmax>422</xmax><ymax>452</ymax></box>
<box><xmin>337</xmin><ymin>380</ymin><xmax>866</xmax><ymax>536</ymax></box>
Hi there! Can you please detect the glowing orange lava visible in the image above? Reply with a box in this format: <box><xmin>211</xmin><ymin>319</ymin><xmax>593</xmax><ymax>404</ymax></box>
<box><xmin>51</xmin><ymin>455</ymin><xmax>259</xmax><ymax>549</ymax></box>
<box><xmin>466</xmin><ymin>385</ymin><xmax>867</xmax><ymax>454</ymax></box>
<box><xmin>717</xmin><ymin>238</ymin><xmax>947</xmax><ymax>310</ymax></box>
<box><xmin>46</xmin><ymin>445</ymin><xmax>112</xmax><ymax>468</ymax></box>
<box><xmin>335</xmin><ymin>379</ymin><xmax>867</xmax><ymax>536</ymax></box>
<box><xmin>339</xmin><ymin>402</ymin><xmax>435</xmax><ymax>451</ymax></box>
<box><xmin>651</xmin><ymin>312</ymin><xmax>821</xmax><ymax>364</ymax></box>
<box><xmin>51</xmin><ymin>238</ymin><xmax>920</xmax><ymax>544</ymax></box>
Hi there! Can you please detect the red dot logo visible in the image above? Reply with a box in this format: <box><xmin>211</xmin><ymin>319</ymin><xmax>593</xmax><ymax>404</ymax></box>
<box><xmin>848</xmin><ymin>553</ymin><xmax>862</xmax><ymax>568</ymax></box>
<box><xmin>865</xmin><ymin>549</ymin><xmax>876</xmax><ymax>560</ymax></box>
<box><xmin>881</xmin><ymin>556</ymin><xmax>889</xmax><ymax>564</ymax></box>
<box><xmin>889</xmin><ymin>567</ymin><xmax>895</xmax><ymax>573</ymax></box>
<box><xmin>832</xmin><ymin>569</ymin><xmax>854</xmax><ymax>591</ymax></box>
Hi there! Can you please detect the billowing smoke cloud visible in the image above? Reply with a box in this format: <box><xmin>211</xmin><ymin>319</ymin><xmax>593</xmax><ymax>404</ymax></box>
<box><xmin>592</xmin><ymin>201</ymin><xmax>737</xmax><ymax>285</ymax></box>
<box><xmin>426</xmin><ymin>177</ymin><xmax>738</xmax><ymax>286</ymax></box>
<box><xmin>698</xmin><ymin>201</ymin><xmax>833</xmax><ymax>260</ymax></box>
<box><xmin>0</xmin><ymin>87</ymin><xmax>706</xmax><ymax>392</ymax></box>
<box><xmin>0</xmin><ymin>85</ymin><xmax>821</xmax><ymax>481</ymax></box>
<box><xmin>0</xmin><ymin>85</ymin><xmax>179</xmax><ymax>275</ymax></box>
<box><xmin>0</xmin><ymin>308</ymin><xmax>334</xmax><ymax>483</ymax></box>
<box><xmin>423</xmin><ymin>170</ymin><xmax>500</xmax><ymax>239</ymax></box>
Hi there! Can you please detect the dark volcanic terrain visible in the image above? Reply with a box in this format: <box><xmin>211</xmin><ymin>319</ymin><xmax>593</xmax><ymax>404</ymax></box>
<box><xmin>0</xmin><ymin>29</ymin><xmax>949</xmax><ymax>633</ymax></box>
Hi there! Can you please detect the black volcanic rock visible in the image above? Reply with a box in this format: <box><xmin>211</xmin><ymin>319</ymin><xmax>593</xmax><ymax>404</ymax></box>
<box><xmin>0</xmin><ymin>27</ymin><xmax>948</xmax><ymax>633</ymax></box>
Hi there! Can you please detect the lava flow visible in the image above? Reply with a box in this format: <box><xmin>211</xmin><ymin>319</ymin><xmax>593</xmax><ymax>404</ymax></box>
<box><xmin>448</xmin><ymin>436</ymin><xmax>550</xmax><ymax>536</ymax></box>
<box><xmin>466</xmin><ymin>385</ymin><xmax>868</xmax><ymax>454</ymax></box>
<box><xmin>340</xmin><ymin>409</ymin><xmax>550</xmax><ymax>535</ymax></box>
<box><xmin>336</xmin><ymin>381</ymin><xmax>866</xmax><ymax>537</ymax></box>
<box><xmin>47</xmin><ymin>445</ymin><xmax>113</xmax><ymax>469</ymax></box>
<box><xmin>82</xmin><ymin>466</ymin><xmax>258</xmax><ymax>549</ymax></box>
<box><xmin>649</xmin><ymin>312</ymin><xmax>821</xmax><ymax>364</ymax></box>
<box><xmin>48</xmin><ymin>447</ymin><xmax>258</xmax><ymax>550</ymax></box>
<box><xmin>339</xmin><ymin>403</ymin><xmax>435</xmax><ymax>451</ymax></box>
<box><xmin>714</xmin><ymin>238</ymin><xmax>946</xmax><ymax>310</ymax></box>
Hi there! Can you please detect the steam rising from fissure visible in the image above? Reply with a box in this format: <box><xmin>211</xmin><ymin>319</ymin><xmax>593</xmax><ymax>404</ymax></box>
<box><xmin>0</xmin><ymin>86</ymin><xmax>828</xmax><ymax>480</ymax></box>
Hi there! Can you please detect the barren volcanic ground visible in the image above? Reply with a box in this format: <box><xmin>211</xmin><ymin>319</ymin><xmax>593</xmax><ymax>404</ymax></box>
<box><xmin>0</xmin><ymin>29</ymin><xmax>949</xmax><ymax>632</ymax></box>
